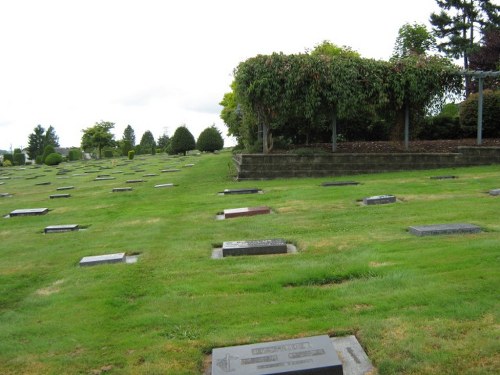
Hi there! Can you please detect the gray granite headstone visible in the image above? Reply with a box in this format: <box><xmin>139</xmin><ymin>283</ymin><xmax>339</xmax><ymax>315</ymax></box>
<box><xmin>161</xmin><ymin>169</ymin><xmax>181</xmax><ymax>173</ymax></box>
<box><xmin>143</xmin><ymin>174</ymin><xmax>158</xmax><ymax>177</ymax></box>
<box><xmin>79</xmin><ymin>252</ymin><xmax>126</xmax><ymax>266</ymax></box>
<box><xmin>56</xmin><ymin>186</ymin><xmax>75</xmax><ymax>191</ymax></box>
<box><xmin>50</xmin><ymin>194</ymin><xmax>71</xmax><ymax>199</ymax></box>
<box><xmin>223</xmin><ymin>206</ymin><xmax>271</xmax><ymax>219</ymax></box>
<box><xmin>430</xmin><ymin>175</ymin><xmax>457</xmax><ymax>180</ymax></box>
<box><xmin>112</xmin><ymin>187</ymin><xmax>133</xmax><ymax>192</ymax></box>
<box><xmin>363</xmin><ymin>195</ymin><xmax>396</xmax><ymax>205</ymax></box>
<box><xmin>35</xmin><ymin>181</ymin><xmax>51</xmax><ymax>186</ymax></box>
<box><xmin>126</xmin><ymin>179</ymin><xmax>145</xmax><ymax>183</ymax></box>
<box><xmin>44</xmin><ymin>224</ymin><xmax>79</xmax><ymax>233</ymax></box>
<box><xmin>221</xmin><ymin>188</ymin><xmax>261</xmax><ymax>195</ymax></box>
<box><xmin>10</xmin><ymin>208</ymin><xmax>49</xmax><ymax>217</ymax></box>
<box><xmin>94</xmin><ymin>177</ymin><xmax>115</xmax><ymax>181</ymax></box>
<box><xmin>211</xmin><ymin>335</ymin><xmax>342</xmax><ymax>375</ymax></box>
<box><xmin>409</xmin><ymin>223</ymin><xmax>481</xmax><ymax>236</ymax></box>
<box><xmin>222</xmin><ymin>239</ymin><xmax>287</xmax><ymax>257</ymax></box>
<box><xmin>154</xmin><ymin>183</ymin><xmax>174</xmax><ymax>188</ymax></box>
<box><xmin>0</xmin><ymin>193</ymin><xmax>12</xmax><ymax>198</ymax></box>
<box><xmin>322</xmin><ymin>181</ymin><xmax>360</xmax><ymax>187</ymax></box>
<box><xmin>489</xmin><ymin>188</ymin><xmax>500</xmax><ymax>196</ymax></box>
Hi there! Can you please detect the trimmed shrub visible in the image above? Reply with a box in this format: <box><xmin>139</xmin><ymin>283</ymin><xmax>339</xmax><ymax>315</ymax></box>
<box><xmin>3</xmin><ymin>153</ymin><xmax>14</xmax><ymax>165</ymax></box>
<box><xmin>35</xmin><ymin>155</ymin><xmax>43</xmax><ymax>165</ymax></box>
<box><xmin>460</xmin><ymin>90</ymin><xmax>500</xmax><ymax>138</ymax></box>
<box><xmin>2</xmin><ymin>159</ymin><xmax>12</xmax><ymax>167</ymax></box>
<box><xmin>128</xmin><ymin>150</ymin><xmax>135</xmax><ymax>160</ymax></box>
<box><xmin>68</xmin><ymin>149</ymin><xmax>82</xmax><ymax>161</ymax></box>
<box><xmin>44</xmin><ymin>153</ymin><xmax>63</xmax><ymax>166</ymax></box>
<box><xmin>170</xmin><ymin>126</ymin><xmax>196</xmax><ymax>155</ymax></box>
<box><xmin>13</xmin><ymin>152</ymin><xmax>26</xmax><ymax>166</ymax></box>
<box><xmin>42</xmin><ymin>145</ymin><xmax>56</xmax><ymax>163</ymax></box>
<box><xmin>197</xmin><ymin>126</ymin><xmax>224</xmax><ymax>152</ymax></box>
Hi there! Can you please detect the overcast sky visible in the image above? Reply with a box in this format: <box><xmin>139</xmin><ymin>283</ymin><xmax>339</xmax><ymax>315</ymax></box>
<box><xmin>0</xmin><ymin>0</ymin><xmax>443</xmax><ymax>152</ymax></box>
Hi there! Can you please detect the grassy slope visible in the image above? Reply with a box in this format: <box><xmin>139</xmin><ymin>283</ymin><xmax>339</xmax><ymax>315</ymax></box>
<box><xmin>0</xmin><ymin>152</ymin><xmax>498</xmax><ymax>375</ymax></box>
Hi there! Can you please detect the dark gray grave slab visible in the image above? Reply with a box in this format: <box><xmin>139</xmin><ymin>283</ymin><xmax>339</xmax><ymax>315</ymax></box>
<box><xmin>97</xmin><ymin>174</ymin><xmax>111</xmax><ymax>177</ymax></box>
<box><xmin>430</xmin><ymin>175</ymin><xmax>458</xmax><ymax>180</ymax></box>
<box><xmin>154</xmin><ymin>183</ymin><xmax>174</xmax><ymax>188</ymax></box>
<box><xmin>0</xmin><ymin>193</ymin><xmax>12</xmax><ymax>198</ymax></box>
<box><xmin>143</xmin><ymin>173</ymin><xmax>158</xmax><ymax>177</ymax></box>
<box><xmin>489</xmin><ymin>188</ymin><xmax>500</xmax><ymax>196</ymax></box>
<box><xmin>222</xmin><ymin>239</ymin><xmax>287</xmax><ymax>257</ymax></box>
<box><xmin>10</xmin><ymin>208</ymin><xmax>49</xmax><ymax>217</ymax></box>
<box><xmin>44</xmin><ymin>224</ymin><xmax>79</xmax><ymax>233</ymax></box>
<box><xmin>56</xmin><ymin>186</ymin><xmax>75</xmax><ymax>191</ymax></box>
<box><xmin>126</xmin><ymin>179</ymin><xmax>144</xmax><ymax>183</ymax></box>
<box><xmin>409</xmin><ymin>223</ymin><xmax>481</xmax><ymax>236</ymax></box>
<box><xmin>35</xmin><ymin>181</ymin><xmax>51</xmax><ymax>186</ymax></box>
<box><xmin>112</xmin><ymin>187</ymin><xmax>133</xmax><ymax>192</ymax></box>
<box><xmin>322</xmin><ymin>181</ymin><xmax>360</xmax><ymax>187</ymax></box>
<box><xmin>223</xmin><ymin>206</ymin><xmax>271</xmax><ymax>219</ymax></box>
<box><xmin>161</xmin><ymin>169</ymin><xmax>181</xmax><ymax>173</ymax></box>
<box><xmin>50</xmin><ymin>194</ymin><xmax>71</xmax><ymax>199</ymax></box>
<box><xmin>94</xmin><ymin>177</ymin><xmax>115</xmax><ymax>181</ymax></box>
<box><xmin>221</xmin><ymin>188</ymin><xmax>261</xmax><ymax>195</ymax></box>
<box><xmin>363</xmin><ymin>195</ymin><xmax>396</xmax><ymax>205</ymax></box>
<box><xmin>211</xmin><ymin>334</ymin><xmax>342</xmax><ymax>375</ymax></box>
<box><xmin>79</xmin><ymin>252</ymin><xmax>126</xmax><ymax>266</ymax></box>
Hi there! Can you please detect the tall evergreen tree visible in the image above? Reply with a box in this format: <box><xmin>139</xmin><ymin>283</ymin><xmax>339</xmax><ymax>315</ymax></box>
<box><xmin>138</xmin><ymin>130</ymin><xmax>156</xmax><ymax>155</ymax></box>
<box><xmin>122</xmin><ymin>125</ymin><xmax>136</xmax><ymax>146</ymax></box>
<box><xmin>170</xmin><ymin>125</ymin><xmax>196</xmax><ymax>155</ymax></box>
<box><xmin>26</xmin><ymin>124</ymin><xmax>60</xmax><ymax>160</ymax></box>
<box><xmin>430</xmin><ymin>0</ymin><xmax>500</xmax><ymax>95</ymax></box>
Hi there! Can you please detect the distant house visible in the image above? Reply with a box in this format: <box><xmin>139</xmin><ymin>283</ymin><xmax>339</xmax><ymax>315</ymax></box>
<box><xmin>55</xmin><ymin>147</ymin><xmax>72</xmax><ymax>157</ymax></box>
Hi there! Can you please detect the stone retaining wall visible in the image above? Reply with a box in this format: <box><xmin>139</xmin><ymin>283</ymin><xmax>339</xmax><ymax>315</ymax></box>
<box><xmin>233</xmin><ymin>147</ymin><xmax>500</xmax><ymax>179</ymax></box>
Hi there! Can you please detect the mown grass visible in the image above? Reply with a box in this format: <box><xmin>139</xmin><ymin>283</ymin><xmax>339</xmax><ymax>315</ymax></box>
<box><xmin>0</xmin><ymin>152</ymin><xmax>499</xmax><ymax>374</ymax></box>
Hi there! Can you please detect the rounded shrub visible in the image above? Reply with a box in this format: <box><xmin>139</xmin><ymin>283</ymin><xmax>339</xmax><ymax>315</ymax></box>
<box><xmin>13</xmin><ymin>152</ymin><xmax>26</xmax><ymax>166</ymax></box>
<box><xmin>44</xmin><ymin>153</ymin><xmax>63</xmax><ymax>166</ymax></box>
<box><xmin>68</xmin><ymin>149</ymin><xmax>82</xmax><ymax>161</ymax></box>
<box><xmin>42</xmin><ymin>145</ymin><xmax>56</xmax><ymax>163</ymax></box>
<box><xmin>2</xmin><ymin>153</ymin><xmax>14</xmax><ymax>165</ymax></box>
<box><xmin>128</xmin><ymin>150</ymin><xmax>135</xmax><ymax>160</ymax></box>
<box><xmin>2</xmin><ymin>159</ymin><xmax>12</xmax><ymax>167</ymax></box>
<box><xmin>196</xmin><ymin>126</ymin><xmax>224</xmax><ymax>152</ymax></box>
<box><xmin>460</xmin><ymin>90</ymin><xmax>500</xmax><ymax>138</ymax></box>
<box><xmin>170</xmin><ymin>126</ymin><xmax>196</xmax><ymax>155</ymax></box>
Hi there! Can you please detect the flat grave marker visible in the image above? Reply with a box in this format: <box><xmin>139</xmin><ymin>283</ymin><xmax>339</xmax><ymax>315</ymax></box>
<box><xmin>50</xmin><ymin>194</ymin><xmax>71</xmax><ymax>199</ymax></box>
<box><xmin>161</xmin><ymin>169</ymin><xmax>181</xmax><ymax>173</ymax></box>
<box><xmin>56</xmin><ymin>186</ymin><xmax>75</xmax><ymax>191</ymax></box>
<box><xmin>35</xmin><ymin>181</ymin><xmax>51</xmax><ymax>186</ymax></box>
<box><xmin>0</xmin><ymin>193</ymin><xmax>12</xmax><ymax>198</ymax></box>
<box><xmin>184</xmin><ymin>163</ymin><xmax>195</xmax><ymax>167</ymax></box>
<box><xmin>143</xmin><ymin>173</ymin><xmax>158</xmax><ymax>177</ymax></box>
<box><xmin>322</xmin><ymin>181</ymin><xmax>360</xmax><ymax>187</ymax></box>
<box><xmin>44</xmin><ymin>224</ymin><xmax>79</xmax><ymax>233</ymax></box>
<box><xmin>112</xmin><ymin>187</ymin><xmax>133</xmax><ymax>192</ymax></box>
<box><xmin>79</xmin><ymin>252</ymin><xmax>126</xmax><ymax>266</ymax></box>
<box><xmin>126</xmin><ymin>179</ymin><xmax>145</xmax><ymax>183</ymax></box>
<box><xmin>220</xmin><ymin>206</ymin><xmax>271</xmax><ymax>219</ymax></box>
<box><xmin>363</xmin><ymin>195</ymin><xmax>396</xmax><ymax>205</ymax></box>
<box><xmin>220</xmin><ymin>188</ymin><xmax>262</xmax><ymax>195</ymax></box>
<box><xmin>489</xmin><ymin>188</ymin><xmax>500</xmax><ymax>196</ymax></box>
<box><xmin>211</xmin><ymin>334</ymin><xmax>343</xmax><ymax>375</ymax></box>
<box><xmin>154</xmin><ymin>183</ymin><xmax>174</xmax><ymax>188</ymax></box>
<box><xmin>221</xmin><ymin>239</ymin><xmax>287</xmax><ymax>257</ymax></box>
<box><xmin>94</xmin><ymin>177</ymin><xmax>115</xmax><ymax>181</ymax></box>
<box><xmin>10</xmin><ymin>208</ymin><xmax>49</xmax><ymax>217</ymax></box>
<box><xmin>430</xmin><ymin>175</ymin><xmax>458</xmax><ymax>180</ymax></box>
<box><xmin>409</xmin><ymin>223</ymin><xmax>481</xmax><ymax>236</ymax></box>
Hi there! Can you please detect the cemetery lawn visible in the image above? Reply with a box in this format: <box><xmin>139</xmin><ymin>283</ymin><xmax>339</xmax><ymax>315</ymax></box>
<box><xmin>0</xmin><ymin>152</ymin><xmax>498</xmax><ymax>374</ymax></box>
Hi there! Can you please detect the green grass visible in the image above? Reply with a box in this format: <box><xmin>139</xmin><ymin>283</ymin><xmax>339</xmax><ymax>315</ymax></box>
<box><xmin>0</xmin><ymin>152</ymin><xmax>499</xmax><ymax>374</ymax></box>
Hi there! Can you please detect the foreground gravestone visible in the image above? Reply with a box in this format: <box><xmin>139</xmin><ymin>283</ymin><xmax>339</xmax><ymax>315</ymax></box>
<box><xmin>44</xmin><ymin>224</ymin><xmax>79</xmax><ymax>233</ymax></box>
<box><xmin>363</xmin><ymin>195</ymin><xmax>396</xmax><ymax>205</ymax></box>
<box><xmin>220</xmin><ymin>188</ymin><xmax>262</xmax><ymax>195</ymax></box>
<box><xmin>409</xmin><ymin>223</ymin><xmax>481</xmax><ymax>236</ymax></box>
<box><xmin>94</xmin><ymin>177</ymin><xmax>115</xmax><ymax>181</ymax></box>
<box><xmin>322</xmin><ymin>181</ymin><xmax>360</xmax><ymax>187</ymax></box>
<box><xmin>222</xmin><ymin>239</ymin><xmax>287</xmax><ymax>257</ymax></box>
<box><xmin>222</xmin><ymin>206</ymin><xmax>271</xmax><ymax>219</ymax></box>
<box><xmin>211</xmin><ymin>335</ymin><xmax>343</xmax><ymax>375</ymax></box>
<box><xmin>430</xmin><ymin>175</ymin><xmax>457</xmax><ymax>180</ymax></box>
<box><xmin>10</xmin><ymin>208</ymin><xmax>49</xmax><ymax>217</ymax></box>
<box><xmin>49</xmin><ymin>194</ymin><xmax>71</xmax><ymax>199</ymax></box>
<box><xmin>161</xmin><ymin>169</ymin><xmax>181</xmax><ymax>173</ymax></box>
<box><xmin>489</xmin><ymin>188</ymin><xmax>500</xmax><ymax>196</ymax></box>
<box><xmin>112</xmin><ymin>187</ymin><xmax>133</xmax><ymax>192</ymax></box>
<box><xmin>330</xmin><ymin>336</ymin><xmax>374</xmax><ymax>375</ymax></box>
<box><xmin>0</xmin><ymin>193</ymin><xmax>12</xmax><ymax>198</ymax></box>
<box><xmin>56</xmin><ymin>186</ymin><xmax>75</xmax><ymax>191</ymax></box>
<box><xmin>126</xmin><ymin>179</ymin><xmax>144</xmax><ymax>183</ymax></box>
<box><xmin>79</xmin><ymin>252</ymin><xmax>126</xmax><ymax>266</ymax></box>
<box><xmin>154</xmin><ymin>183</ymin><xmax>174</xmax><ymax>188</ymax></box>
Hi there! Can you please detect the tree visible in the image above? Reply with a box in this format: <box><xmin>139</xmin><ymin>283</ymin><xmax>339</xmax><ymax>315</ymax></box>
<box><xmin>138</xmin><ymin>130</ymin><xmax>156</xmax><ymax>155</ymax></box>
<box><xmin>469</xmin><ymin>26</ymin><xmax>500</xmax><ymax>91</ymax></box>
<box><xmin>120</xmin><ymin>124</ymin><xmax>136</xmax><ymax>156</ymax></box>
<box><xmin>393</xmin><ymin>23</ymin><xmax>436</xmax><ymax>58</ymax></box>
<box><xmin>26</xmin><ymin>125</ymin><xmax>60</xmax><ymax>160</ymax></box>
<box><xmin>430</xmin><ymin>0</ymin><xmax>500</xmax><ymax>96</ymax></box>
<box><xmin>41</xmin><ymin>145</ymin><xmax>56</xmax><ymax>163</ymax></box>
<box><xmin>157</xmin><ymin>133</ymin><xmax>170</xmax><ymax>152</ymax></box>
<box><xmin>81</xmin><ymin>121</ymin><xmax>115</xmax><ymax>158</ymax></box>
<box><xmin>197</xmin><ymin>125</ymin><xmax>224</xmax><ymax>152</ymax></box>
<box><xmin>170</xmin><ymin>125</ymin><xmax>196</xmax><ymax>155</ymax></box>
<box><xmin>309</xmin><ymin>40</ymin><xmax>360</xmax><ymax>58</ymax></box>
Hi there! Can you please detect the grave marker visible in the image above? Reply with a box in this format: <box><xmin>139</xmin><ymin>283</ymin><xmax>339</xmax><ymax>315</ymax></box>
<box><xmin>154</xmin><ymin>183</ymin><xmax>174</xmax><ymax>188</ymax></box>
<box><xmin>44</xmin><ymin>224</ymin><xmax>79</xmax><ymax>233</ymax></box>
<box><xmin>0</xmin><ymin>193</ymin><xmax>12</xmax><ymax>198</ymax></box>
<box><xmin>430</xmin><ymin>175</ymin><xmax>458</xmax><ymax>180</ymax></box>
<box><xmin>126</xmin><ymin>179</ymin><xmax>145</xmax><ymax>183</ymax></box>
<box><xmin>10</xmin><ymin>208</ymin><xmax>49</xmax><ymax>217</ymax></box>
<box><xmin>79</xmin><ymin>252</ymin><xmax>126</xmax><ymax>266</ymax></box>
<box><xmin>112</xmin><ymin>187</ymin><xmax>133</xmax><ymax>192</ymax></box>
<box><xmin>50</xmin><ymin>194</ymin><xmax>71</xmax><ymax>199</ymax></box>
<box><xmin>220</xmin><ymin>188</ymin><xmax>261</xmax><ymax>195</ymax></box>
<box><xmin>363</xmin><ymin>195</ymin><xmax>396</xmax><ymax>205</ymax></box>
<box><xmin>94</xmin><ymin>177</ymin><xmax>115</xmax><ymax>181</ymax></box>
<box><xmin>35</xmin><ymin>182</ymin><xmax>51</xmax><ymax>186</ymax></box>
<box><xmin>161</xmin><ymin>169</ymin><xmax>181</xmax><ymax>173</ymax></box>
<box><xmin>222</xmin><ymin>206</ymin><xmax>271</xmax><ymax>219</ymax></box>
<box><xmin>222</xmin><ymin>239</ymin><xmax>287</xmax><ymax>257</ymax></box>
<box><xmin>409</xmin><ymin>223</ymin><xmax>481</xmax><ymax>236</ymax></box>
<box><xmin>211</xmin><ymin>335</ymin><xmax>343</xmax><ymax>375</ymax></box>
<box><xmin>489</xmin><ymin>188</ymin><xmax>500</xmax><ymax>196</ymax></box>
<box><xmin>56</xmin><ymin>186</ymin><xmax>75</xmax><ymax>191</ymax></box>
<box><xmin>322</xmin><ymin>181</ymin><xmax>360</xmax><ymax>187</ymax></box>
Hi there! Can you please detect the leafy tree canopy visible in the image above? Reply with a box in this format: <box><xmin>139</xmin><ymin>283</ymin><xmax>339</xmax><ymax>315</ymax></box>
<box><xmin>81</xmin><ymin>121</ymin><xmax>115</xmax><ymax>158</ymax></box>
<box><xmin>392</xmin><ymin>23</ymin><xmax>436</xmax><ymax>58</ymax></box>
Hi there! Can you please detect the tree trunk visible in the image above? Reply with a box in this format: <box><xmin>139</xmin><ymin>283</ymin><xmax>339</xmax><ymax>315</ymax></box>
<box><xmin>262</xmin><ymin>123</ymin><xmax>269</xmax><ymax>154</ymax></box>
<box><xmin>331</xmin><ymin>113</ymin><xmax>337</xmax><ymax>152</ymax></box>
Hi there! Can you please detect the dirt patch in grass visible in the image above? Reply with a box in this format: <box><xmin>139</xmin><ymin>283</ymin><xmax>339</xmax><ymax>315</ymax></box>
<box><xmin>35</xmin><ymin>279</ymin><xmax>64</xmax><ymax>296</ymax></box>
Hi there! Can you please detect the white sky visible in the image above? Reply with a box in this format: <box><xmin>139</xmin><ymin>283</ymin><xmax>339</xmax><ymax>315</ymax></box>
<box><xmin>0</xmin><ymin>0</ymin><xmax>442</xmax><ymax>151</ymax></box>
